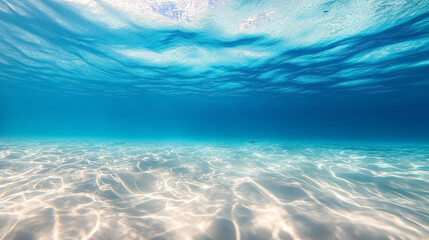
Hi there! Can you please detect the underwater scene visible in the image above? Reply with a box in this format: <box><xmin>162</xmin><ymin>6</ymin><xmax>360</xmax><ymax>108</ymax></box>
<box><xmin>1</xmin><ymin>0</ymin><xmax>429</xmax><ymax>239</ymax></box>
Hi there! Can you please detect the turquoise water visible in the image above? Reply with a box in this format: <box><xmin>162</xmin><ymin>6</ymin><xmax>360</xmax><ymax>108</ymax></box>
<box><xmin>1</xmin><ymin>0</ymin><xmax>429</xmax><ymax>239</ymax></box>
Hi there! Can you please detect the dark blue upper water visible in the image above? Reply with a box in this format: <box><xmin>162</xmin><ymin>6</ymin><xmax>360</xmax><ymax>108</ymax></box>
<box><xmin>1</xmin><ymin>0</ymin><xmax>428</xmax><ymax>141</ymax></box>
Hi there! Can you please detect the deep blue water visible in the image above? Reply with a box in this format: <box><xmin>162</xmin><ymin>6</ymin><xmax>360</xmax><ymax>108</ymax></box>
<box><xmin>1</xmin><ymin>1</ymin><xmax>429</xmax><ymax>240</ymax></box>
<box><xmin>0</xmin><ymin>0</ymin><xmax>428</xmax><ymax>141</ymax></box>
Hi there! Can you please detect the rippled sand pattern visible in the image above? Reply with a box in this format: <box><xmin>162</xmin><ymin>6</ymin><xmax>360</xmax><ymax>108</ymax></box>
<box><xmin>0</xmin><ymin>140</ymin><xmax>428</xmax><ymax>240</ymax></box>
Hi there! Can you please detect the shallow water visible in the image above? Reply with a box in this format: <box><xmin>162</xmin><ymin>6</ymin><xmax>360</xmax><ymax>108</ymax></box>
<box><xmin>1</xmin><ymin>0</ymin><xmax>429</xmax><ymax>239</ymax></box>
<box><xmin>1</xmin><ymin>140</ymin><xmax>428</xmax><ymax>240</ymax></box>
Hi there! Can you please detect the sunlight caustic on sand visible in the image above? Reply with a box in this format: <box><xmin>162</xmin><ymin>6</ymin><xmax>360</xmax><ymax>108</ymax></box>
<box><xmin>0</xmin><ymin>140</ymin><xmax>428</xmax><ymax>239</ymax></box>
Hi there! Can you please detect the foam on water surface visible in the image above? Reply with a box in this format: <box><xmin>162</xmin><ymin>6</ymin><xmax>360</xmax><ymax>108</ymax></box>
<box><xmin>1</xmin><ymin>140</ymin><xmax>428</xmax><ymax>239</ymax></box>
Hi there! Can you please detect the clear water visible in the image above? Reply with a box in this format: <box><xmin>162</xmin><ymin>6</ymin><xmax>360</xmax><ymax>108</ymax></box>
<box><xmin>1</xmin><ymin>0</ymin><xmax>429</xmax><ymax>239</ymax></box>
<box><xmin>1</xmin><ymin>140</ymin><xmax>428</xmax><ymax>240</ymax></box>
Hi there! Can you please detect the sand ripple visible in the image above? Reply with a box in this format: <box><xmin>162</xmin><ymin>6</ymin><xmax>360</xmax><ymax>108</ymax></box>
<box><xmin>0</xmin><ymin>140</ymin><xmax>428</xmax><ymax>240</ymax></box>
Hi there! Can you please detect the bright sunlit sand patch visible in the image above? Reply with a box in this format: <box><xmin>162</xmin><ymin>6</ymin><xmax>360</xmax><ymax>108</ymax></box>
<box><xmin>0</xmin><ymin>140</ymin><xmax>428</xmax><ymax>239</ymax></box>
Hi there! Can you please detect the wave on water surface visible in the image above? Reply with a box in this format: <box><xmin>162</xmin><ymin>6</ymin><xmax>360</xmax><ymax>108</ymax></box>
<box><xmin>0</xmin><ymin>0</ymin><xmax>428</xmax><ymax>97</ymax></box>
<box><xmin>1</xmin><ymin>1</ymin><xmax>429</xmax><ymax>239</ymax></box>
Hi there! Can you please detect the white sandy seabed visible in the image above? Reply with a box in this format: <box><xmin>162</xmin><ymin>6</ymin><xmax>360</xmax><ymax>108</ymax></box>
<box><xmin>0</xmin><ymin>140</ymin><xmax>428</xmax><ymax>240</ymax></box>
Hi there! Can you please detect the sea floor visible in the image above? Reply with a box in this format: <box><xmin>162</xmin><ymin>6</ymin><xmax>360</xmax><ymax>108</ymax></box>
<box><xmin>0</xmin><ymin>140</ymin><xmax>428</xmax><ymax>240</ymax></box>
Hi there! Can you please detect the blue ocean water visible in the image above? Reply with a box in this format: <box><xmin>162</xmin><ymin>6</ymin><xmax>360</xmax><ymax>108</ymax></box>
<box><xmin>0</xmin><ymin>0</ymin><xmax>429</xmax><ymax>239</ymax></box>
